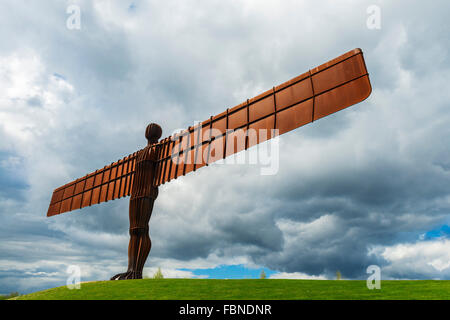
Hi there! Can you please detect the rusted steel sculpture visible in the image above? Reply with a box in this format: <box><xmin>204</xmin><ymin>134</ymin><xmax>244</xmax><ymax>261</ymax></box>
<box><xmin>110</xmin><ymin>123</ymin><xmax>161</xmax><ymax>280</ymax></box>
<box><xmin>46</xmin><ymin>48</ymin><xmax>372</xmax><ymax>280</ymax></box>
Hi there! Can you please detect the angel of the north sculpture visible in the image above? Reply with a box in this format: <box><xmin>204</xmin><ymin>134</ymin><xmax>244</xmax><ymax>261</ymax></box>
<box><xmin>46</xmin><ymin>48</ymin><xmax>372</xmax><ymax>280</ymax></box>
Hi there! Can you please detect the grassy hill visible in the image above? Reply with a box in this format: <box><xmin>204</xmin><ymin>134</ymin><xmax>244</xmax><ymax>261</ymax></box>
<box><xmin>10</xmin><ymin>279</ymin><xmax>450</xmax><ymax>300</ymax></box>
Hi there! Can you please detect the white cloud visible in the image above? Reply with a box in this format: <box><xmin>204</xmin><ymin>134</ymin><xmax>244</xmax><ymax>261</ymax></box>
<box><xmin>143</xmin><ymin>267</ymin><xmax>207</xmax><ymax>279</ymax></box>
<box><xmin>370</xmin><ymin>239</ymin><xmax>450</xmax><ymax>278</ymax></box>
<box><xmin>270</xmin><ymin>272</ymin><xmax>327</xmax><ymax>280</ymax></box>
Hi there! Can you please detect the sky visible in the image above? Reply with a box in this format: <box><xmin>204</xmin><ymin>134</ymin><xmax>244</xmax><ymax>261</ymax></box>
<box><xmin>0</xmin><ymin>0</ymin><xmax>449</xmax><ymax>294</ymax></box>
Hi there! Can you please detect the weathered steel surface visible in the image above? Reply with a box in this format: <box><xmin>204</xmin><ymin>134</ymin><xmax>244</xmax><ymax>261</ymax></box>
<box><xmin>110</xmin><ymin>124</ymin><xmax>161</xmax><ymax>280</ymax></box>
<box><xmin>47</xmin><ymin>153</ymin><xmax>138</xmax><ymax>216</ymax></box>
<box><xmin>47</xmin><ymin>48</ymin><xmax>371</xmax><ymax>217</ymax></box>
<box><xmin>154</xmin><ymin>48</ymin><xmax>371</xmax><ymax>185</ymax></box>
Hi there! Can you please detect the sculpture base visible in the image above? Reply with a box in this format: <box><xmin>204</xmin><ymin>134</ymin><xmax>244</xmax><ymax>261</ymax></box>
<box><xmin>110</xmin><ymin>271</ymin><xmax>143</xmax><ymax>280</ymax></box>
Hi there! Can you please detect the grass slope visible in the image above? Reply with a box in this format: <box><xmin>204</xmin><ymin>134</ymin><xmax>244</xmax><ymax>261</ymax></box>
<box><xmin>11</xmin><ymin>279</ymin><xmax>450</xmax><ymax>300</ymax></box>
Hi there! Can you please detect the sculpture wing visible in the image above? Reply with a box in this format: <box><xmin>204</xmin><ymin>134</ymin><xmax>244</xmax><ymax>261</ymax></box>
<box><xmin>153</xmin><ymin>48</ymin><xmax>372</xmax><ymax>186</ymax></box>
<box><xmin>46</xmin><ymin>151</ymin><xmax>141</xmax><ymax>217</ymax></box>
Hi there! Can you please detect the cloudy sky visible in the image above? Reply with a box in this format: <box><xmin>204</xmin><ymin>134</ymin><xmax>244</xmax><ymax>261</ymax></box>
<box><xmin>1</xmin><ymin>0</ymin><xmax>450</xmax><ymax>294</ymax></box>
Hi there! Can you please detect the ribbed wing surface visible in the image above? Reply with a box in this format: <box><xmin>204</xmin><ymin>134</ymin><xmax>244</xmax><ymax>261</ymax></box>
<box><xmin>47</xmin><ymin>152</ymin><xmax>139</xmax><ymax>217</ymax></box>
<box><xmin>153</xmin><ymin>48</ymin><xmax>372</xmax><ymax>186</ymax></box>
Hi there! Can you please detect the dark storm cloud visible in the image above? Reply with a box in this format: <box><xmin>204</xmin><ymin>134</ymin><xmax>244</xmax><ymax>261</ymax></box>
<box><xmin>1</xmin><ymin>0</ymin><xmax>450</xmax><ymax>293</ymax></box>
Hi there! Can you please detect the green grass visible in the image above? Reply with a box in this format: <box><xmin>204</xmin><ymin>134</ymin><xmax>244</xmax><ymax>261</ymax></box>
<box><xmin>10</xmin><ymin>279</ymin><xmax>450</xmax><ymax>300</ymax></box>
<box><xmin>0</xmin><ymin>292</ymin><xmax>19</xmax><ymax>300</ymax></box>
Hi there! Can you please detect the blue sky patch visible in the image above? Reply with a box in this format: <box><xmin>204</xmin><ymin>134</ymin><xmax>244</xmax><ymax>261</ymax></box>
<box><xmin>180</xmin><ymin>264</ymin><xmax>277</xmax><ymax>279</ymax></box>
<box><xmin>424</xmin><ymin>225</ymin><xmax>450</xmax><ymax>240</ymax></box>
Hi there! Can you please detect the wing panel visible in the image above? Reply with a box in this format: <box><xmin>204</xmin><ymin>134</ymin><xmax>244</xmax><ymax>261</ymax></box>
<box><xmin>249</xmin><ymin>95</ymin><xmax>275</xmax><ymax>123</ymax></box>
<box><xmin>47</xmin><ymin>152</ymin><xmax>139</xmax><ymax>216</ymax></box>
<box><xmin>276</xmin><ymin>99</ymin><xmax>314</xmax><ymax>135</ymax></box>
<box><xmin>275</xmin><ymin>78</ymin><xmax>313</xmax><ymax>111</ymax></box>
<box><xmin>313</xmin><ymin>75</ymin><xmax>371</xmax><ymax>121</ymax></box>
<box><xmin>311</xmin><ymin>54</ymin><xmax>367</xmax><ymax>95</ymax></box>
